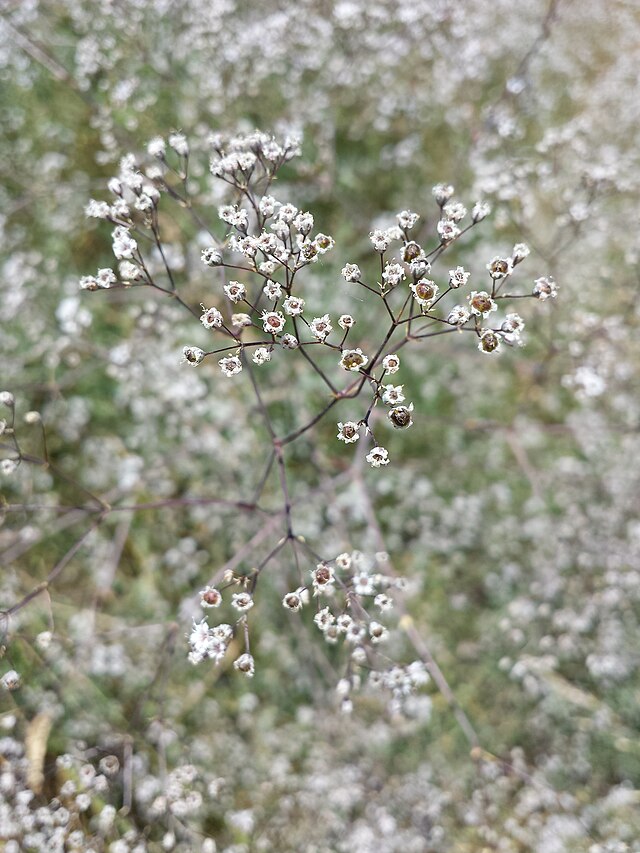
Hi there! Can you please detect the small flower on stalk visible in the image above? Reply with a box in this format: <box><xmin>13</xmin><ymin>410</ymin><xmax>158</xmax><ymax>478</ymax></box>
<box><xmin>263</xmin><ymin>279</ymin><xmax>282</xmax><ymax>299</ymax></box>
<box><xmin>201</xmin><ymin>247</ymin><xmax>223</xmax><ymax>267</ymax></box>
<box><xmin>382</xmin><ymin>262</ymin><xmax>405</xmax><ymax>288</ymax></box>
<box><xmin>182</xmin><ymin>346</ymin><xmax>205</xmax><ymax>366</ymax></box>
<box><xmin>472</xmin><ymin>201</ymin><xmax>491</xmax><ymax>222</ymax></box>
<box><xmin>199</xmin><ymin>587</ymin><xmax>222</xmax><ymax>608</ymax></box>
<box><xmin>432</xmin><ymin>183</ymin><xmax>454</xmax><ymax>206</ymax></box>
<box><xmin>283</xmin><ymin>295</ymin><xmax>305</xmax><ymax>315</ymax></box>
<box><xmin>370</xmin><ymin>229</ymin><xmax>392</xmax><ymax>253</ymax></box>
<box><xmin>449</xmin><ymin>266</ymin><xmax>470</xmax><ymax>288</ymax></box>
<box><xmin>340</xmin><ymin>349</ymin><xmax>369</xmax><ymax>372</ymax></box>
<box><xmin>381</xmin><ymin>384</ymin><xmax>405</xmax><ymax>405</ymax></box>
<box><xmin>443</xmin><ymin>201</ymin><xmax>467</xmax><ymax>222</ymax></box>
<box><xmin>314</xmin><ymin>233</ymin><xmax>335</xmax><ymax>253</ymax></box>
<box><xmin>512</xmin><ymin>243</ymin><xmax>530</xmax><ymax>264</ymax></box>
<box><xmin>282</xmin><ymin>590</ymin><xmax>305</xmax><ymax>612</ymax></box>
<box><xmin>397</xmin><ymin>210</ymin><xmax>419</xmax><ymax>230</ymax></box>
<box><xmin>366</xmin><ymin>446</ymin><xmax>390</xmax><ymax>468</ymax></box>
<box><xmin>1</xmin><ymin>670</ymin><xmax>21</xmax><ymax>691</ymax></box>
<box><xmin>231</xmin><ymin>592</ymin><xmax>254</xmax><ymax>612</ymax></box>
<box><xmin>382</xmin><ymin>353</ymin><xmax>400</xmax><ymax>374</ymax></box>
<box><xmin>232</xmin><ymin>313</ymin><xmax>252</xmax><ymax>328</ymax></box>
<box><xmin>501</xmin><ymin>313</ymin><xmax>525</xmax><ymax>342</ymax></box>
<box><xmin>468</xmin><ymin>290</ymin><xmax>497</xmax><ymax>317</ymax></box>
<box><xmin>234</xmin><ymin>653</ymin><xmax>255</xmax><ymax>677</ymax></box>
<box><xmin>447</xmin><ymin>305</ymin><xmax>471</xmax><ymax>325</ymax></box>
<box><xmin>478</xmin><ymin>330</ymin><xmax>501</xmax><ymax>355</ymax></box>
<box><xmin>338</xmin><ymin>314</ymin><xmax>355</xmax><ymax>329</ymax></box>
<box><xmin>310</xmin><ymin>314</ymin><xmax>333</xmax><ymax>341</ymax></box>
<box><xmin>487</xmin><ymin>256</ymin><xmax>513</xmax><ymax>280</ymax></box>
<box><xmin>95</xmin><ymin>268</ymin><xmax>117</xmax><ymax>289</ymax></box>
<box><xmin>388</xmin><ymin>404</ymin><xmax>414</xmax><ymax>429</ymax></box>
<box><xmin>374</xmin><ymin>593</ymin><xmax>393</xmax><ymax>612</ymax></box>
<box><xmin>219</xmin><ymin>355</ymin><xmax>243</xmax><ymax>377</ymax></box>
<box><xmin>261</xmin><ymin>310</ymin><xmax>286</xmax><ymax>335</ymax></box>
<box><xmin>201</xmin><ymin>306</ymin><xmax>223</xmax><ymax>329</ymax></box>
<box><xmin>337</xmin><ymin>421</ymin><xmax>360</xmax><ymax>444</ymax></box>
<box><xmin>314</xmin><ymin>607</ymin><xmax>335</xmax><ymax>632</ymax></box>
<box><xmin>252</xmin><ymin>347</ymin><xmax>272</xmax><ymax>365</ymax></box>
<box><xmin>311</xmin><ymin>563</ymin><xmax>335</xmax><ymax>594</ymax></box>
<box><xmin>533</xmin><ymin>276</ymin><xmax>558</xmax><ymax>300</ymax></box>
<box><xmin>281</xmin><ymin>334</ymin><xmax>299</xmax><ymax>349</ymax></box>
<box><xmin>437</xmin><ymin>219</ymin><xmax>461</xmax><ymax>244</ymax></box>
<box><xmin>369</xmin><ymin>622</ymin><xmax>389</xmax><ymax>644</ymax></box>
<box><xmin>335</xmin><ymin>553</ymin><xmax>351</xmax><ymax>570</ymax></box>
<box><xmin>342</xmin><ymin>263</ymin><xmax>361</xmax><ymax>283</ymax></box>
<box><xmin>410</xmin><ymin>278</ymin><xmax>438</xmax><ymax>308</ymax></box>
<box><xmin>223</xmin><ymin>281</ymin><xmax>246</xmax><ymax>303</ymax></box>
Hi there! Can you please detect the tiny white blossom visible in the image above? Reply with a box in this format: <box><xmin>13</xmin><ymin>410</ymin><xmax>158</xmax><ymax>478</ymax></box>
<box><xmin>263</xmin><ymin>279</ymin><xmax>282</xmax><ymax>299</ymax></box>
<box><xmin>468</xmin><ymin>291</ymin><xmax>497</xmax><ymax>317</ymax></box>
<box><xmin>252</xmin><ymin>347</ymin><xmax>272</xmax><ymax>365</ymax></box>
<box><xmin>1</xmin><ymin>670</ymin><xmax>20</xmax><ymax>691</ymax></box>
<box><xmin>487</xmin><ymin>256</ymin><xmax>513</xmax><ymax>280</ymax></box>
<box><xmin>533</xmin><ymin>276</ymin><xmax>558</xmax><ymax>300</ymax></box>
<box><xmin>147</xmin><ymin>137</ymin><xmax>166</xmax><ymax>158</ymax></box>
<box><xmin>234</xmin><ymin>653</ymin><xmax>255</xmax><ymax>677</ymax></box>
<box><xmin>310</xmin><ymin>314</ymin><xmax>332</xmax><ymax>341</ymax></box>
<box><xmin>219</xmin><ymin>355</ymin><xmax>243</xmax><ymax>377</ymax></box>
<box><xmin>337</xmin><ymin>421</ymin><xmax>360</xmax><ymax>444</ymax></box>
<box><xmin>201</xmin><ymin>247</ymin><xmax>223</xmax><ymax>267</ymax></box>
<box><xmin>340</xmin><ymin>348</ymin><xmax>369</xmax><ymax>371</ymax></box>
<box><xmin>283</xmin><ymin>295</ymin><xmax>305</xmax><ymax>315</ymax></box>
<box><xmin>432</xmin><ymin>183</ymin><xmax>454</xmax><ymax>206</ymax></box>
<box><xmin>382</xmin><ymin>354</ymin><xmax>400</xmax><ymax>374</ymax></box>
<box><xmin>437</xmin><ymin>219</ymin><xmax>461</xmax><ymax>243</ymax></box>
<box><xmin>182</xmin><ymin>346</ymin><xmax>205</xmax><ymax>366</ymax></box>
<box><xmin>478</xmin><ymin>330</ymin><xmax>501</xmax><ymax>355</ymax></box>
<box><xmin>338</xmin><ymin>314</ymin><xmax>355</xmax><ymax>329</ymax></box>
<box><xmin>366</xmin><ymin>446</ymin><xmax>390</xmax><ymax>468</ymax></box>
<box><xmin>397</xmin><ymin>210</ymin><xmax>419</xmax><ymax>230</ymax></box>
<box><xmin>472</xmin><ymin>201</ymin><xmax>491</xmax><ymax>222</ymax></box>
<box><xmin>448</xmin><ymin>266</ymin><xmax>470</xmax><ymax>288</ymax></box>
<box><xmin>381</xmin><ymin>384</ymin><xmax>405</xmax><ymax>405</ymax></box>
<box><xmin>261</xmin><ymin>311</ymin><xmax>286</xmax><ymax>335</ymax></box>
<box><xmin>231</xmin><ymin>592</ymin><xmax>254</xmax><ymax>612</ymax></box>
<box><xmin>447</xmin><ymin>305</ymin><xmax>471</xmax><ymax>325</ymax></box>
<box><xmin>341</xmin><ymin>263</ymin><xmax>361</xmax><ymax>283</ymax></box>
<box><xmin>223</xmin><ymin>281</ymin><xmax>246</xmax><ymax>303</ymax></box>
<box><xmin>200</xmin><ymin>306</ymin><xmax>223</xmax><ymax>329</ymax></box>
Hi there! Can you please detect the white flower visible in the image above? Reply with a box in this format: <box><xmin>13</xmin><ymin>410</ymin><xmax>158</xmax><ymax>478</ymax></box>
<box><xmin>219</xmin><ymin>355</ymin><xmax>242</xmax><ymax>377</ymax></box>
<box><xmin>340</xmin><ymin>348</ymin><xmax>368</xmax><ymax>371</ymax></box>
<box><xmin>182</xmin><ymin>346</ymin><xmax>205</xmax><ymax>366</ymax></box>
<box><xmin>448</xmin><ymin>266</ymin><xmax>470</xmax><ymax>288</ymax></box>
<box><xmin>335</xmin><ymin>553</ymin><xmax>351</xmax><ymax>570</ymax></box>
<box><xmin>310</xmin><ymin>314</ymin><xmax>332</xmax><ymax>341</ymax></box>
<box><xmin>234</xmin><ymin>653</ymin><xmax>255</xmax><ymax>677</ymax></box>
<box><xmin>388</xmin><ymin>404</ymin><xmax>414</xmax><ymax>429</ymax></box>
<box><xmin>259</xmin><ymin>195</ymin><xmax>278</xmax><ymax>216</ymax></box>
<box><xmin>85</xmin><ymin>199</ymin><xmax>110</xmax><ymax>219</ymax></box>
<box><xmin>252</xmin><ymin>347</ymin><xmax>272</xmax><ymax>365</ymax></box>
<box><xmin>282</xmin><ymin>591</ymin><xmax>304</xmax><ymax>612</ymax></box>
<box><xmin>432</xmin><ymin>183</ymin><xmax>454</xmax><ymax>205</ymax></box>
<box><xmin>261</xmin><ymin>311</ymin><xmax>286</xmax><ymax>335</ymax></box>
<box><xmin>410</xmin><ymin>278</ymin><xmax>438</xmax><ymax>307</ymax></box>
<box><xmin>189</xmin><ymin>619</ymin><xmax>211</xmax><ymax>655</ymax></box>
<box><xmin>281</xmin><ymin>334</ymin><xmax>299</xmax><ymax>349</ymax></box>
<box><xmin>468</xmin><ymin>291</ymin><xmax>497</xmax><ymax>317</ymax></box>
<box><xmin>79</xmin><ymin>275</ymin><xmax>98</xmax><ymax>291</ymax></box>
<box><xmin>478</xmin><ymin>330</ymin><xmax>501</xmax><ymax>355</ymax></box>
<box><xmin>370</xmin><ymin>229</ymin><xmax>392</xmax><ymax>253</ymax></box>
<box><xmin>219</xmin><ymin>205</ymin><xmax>248</xmax><ymax>230</ymax></box>
<box><xmin>443</xmin><ymin>201</ymin><xmax>467</xmax><ymax>222</ymax></box>
<box><xmin>277</xmin><ymin>202</ymin><xmax>298</xmax><ymax>223</ymax></box>
<box><xmin>397</xmin><ymin>210</ymin><xmax>419</xmax><ymax>230</ymax></box>
<box><xmin>0</xmin><ymin>460</ymin><xmax>18</xmax><ymax>476</ymax></box>
<box><xmin>337</xmin><ymin>421</ymin><xmax>360</xmax><ymax>444</ymax></box>
<box><xmin>382</xmin><ymin>354</ymin><xmax>400</xmax><ymax>374</ymax></box>
<box><xmin>472</xmin><ymin>201</ymin><xmax>491</xmax><ymax>222</ymax></box>
<box><xmin>533</xmin><ymin>276</ymin><xmax>558</xmax><ymax>300</ymax></box>
<box><xmin>0</xmin><ymin>392</ymin><xmax>14</xmax><ymax>407</ymax></box>
<box><xmin>231</xmin><ymin>592</ymin><xmax>254</xmax><ymax>612</ymax></box>
<box><xmin>353</xmin><ymin>572</ymin><xmax>375</xmax><ymax>595</ymax></box>
<box><xmin>112</xmin><ymin>226</ymin><xmax>137</xmax><ymax>260</ymax></box>
<box><xmin>338</xmin><ymin>314</ymin><xmax>355</xmax><ymax>329</ymax></box>
<box><xmin>314</xmin><ymin>233</ymin><xmax>334</xmax><ymax>254</ymax></box>
<box><xmin>168</xmin><ymin>132</ymin><xmax>189</xmax><ymax>156</ymax></box>
<box><xmin>341</xmin><ymin>263</ymin><xmax>361</xmax><ymax>282</ymax></box>
<box><xmin>437</xmin><ymin>219</ymin><xmax>461</xmax><ymax>243</ymax></box>
<box><xmin>374</xmin><ymin>593</ymin><xmax>393</xmax><ymax>612</ymax></box>
<box><xmin>283</xmin><ymin>295</ymin><xmax>305</xmax><ymax>315</ymax></box>
<box><xmin>232</xmin><ymin>312</ymin><xmax>252</xmax><ymax>328</ymax></box>
<box><xmin>447</xmin><ymin>305</ymin><xmax>471</xmax><ymax>325</ymax></box>
<box><xmin>119</xmin><ymin>261</ymin><xmax>142</xmax><ymax>281</ymax></box>
<box><xmin>200</xmin><ymin>306</ymin><xmax>223</xmax><ymax>329</ymax></box>
<box><xmin>199</xmin><ymin>587</ymin><xmax>222</xmax><ymax>608</ymax></box>
<box><xmin>369</xmin><ymin>622</ymin><xmax>389</xmax><ymax>644</ymax></box>
<box><xmin>487</xmin><ymin>256</ymin><xmax>513</xmax><ymax>280</ymax></box>
<box><xmin>263</xmin><ymin>279</ymin><xmax>282</xmax><ymax>299</ymax></box>
<box><xmin>366</xmin><ymin>446</ymin><xmax>390</xmax><ymax>468</ymax></box>
<box><xmin>311</xmin><ymin>564</ymin><xmax>335</xmax><ymax>594</ymax></box>
<box><xmin>382</xmin><ymin>262</ymin><xmax>405</xmax><ymax>287</ymax></box>
<box><xmin>223</xmin><ymin>281</ymin><xmax>246</xmax><ymax>303</ymax></box>
<box><xmin>512</xmin><ymin>243</ymin><xmax>530</xmax><ymax>263</ymax></box>
<box><xmin>345</xmin><ymin>622</ymin><xmax>367</xmax><ymax>644</ymax></box>
<box><xmin>381</xmin><ymin>384</ymin><xmax>405</xmax><ymax>405</ymax></box>
<box><xmin>1</xmin><ymin>670</ymin><xmax>20</xmax><ymax>691</ymax></box>
<box><xmin>201</xmin><ymin>247</ymin><xmax>223</xmax><ymax>267</ymax></box>
<box><xmin>147</xmin><ymin>136</ymin><xmax>166</xmax><ymax>158</ymax></box>
<box><xmin>501</xmin><ymin>313</ymin><xmax>525</xmax><ymax>337</ymax></box>
<box><xmin>314</xmin><ymin>607</ymin><xmax>335</xmax><ymax>632</ymax></box>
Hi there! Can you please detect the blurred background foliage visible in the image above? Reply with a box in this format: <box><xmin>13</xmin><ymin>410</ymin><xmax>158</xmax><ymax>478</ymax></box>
<box><xmin>1</xmin><ymin>0</ymin><xmax>640</xmax><ymax>850</ymax></box>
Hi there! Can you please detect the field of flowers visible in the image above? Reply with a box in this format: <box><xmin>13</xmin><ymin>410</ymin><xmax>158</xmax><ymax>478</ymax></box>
<box><xmin>1</xmin><ymin>1</ymin><xmax>640</xmax><ymax>850</ymax></box>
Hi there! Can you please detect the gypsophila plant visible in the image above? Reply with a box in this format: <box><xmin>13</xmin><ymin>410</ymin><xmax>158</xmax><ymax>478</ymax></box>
<box><xmin>52</xmin><ymin>129</ymin><xmax>554</xmax><ymax>714</ymax></box>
